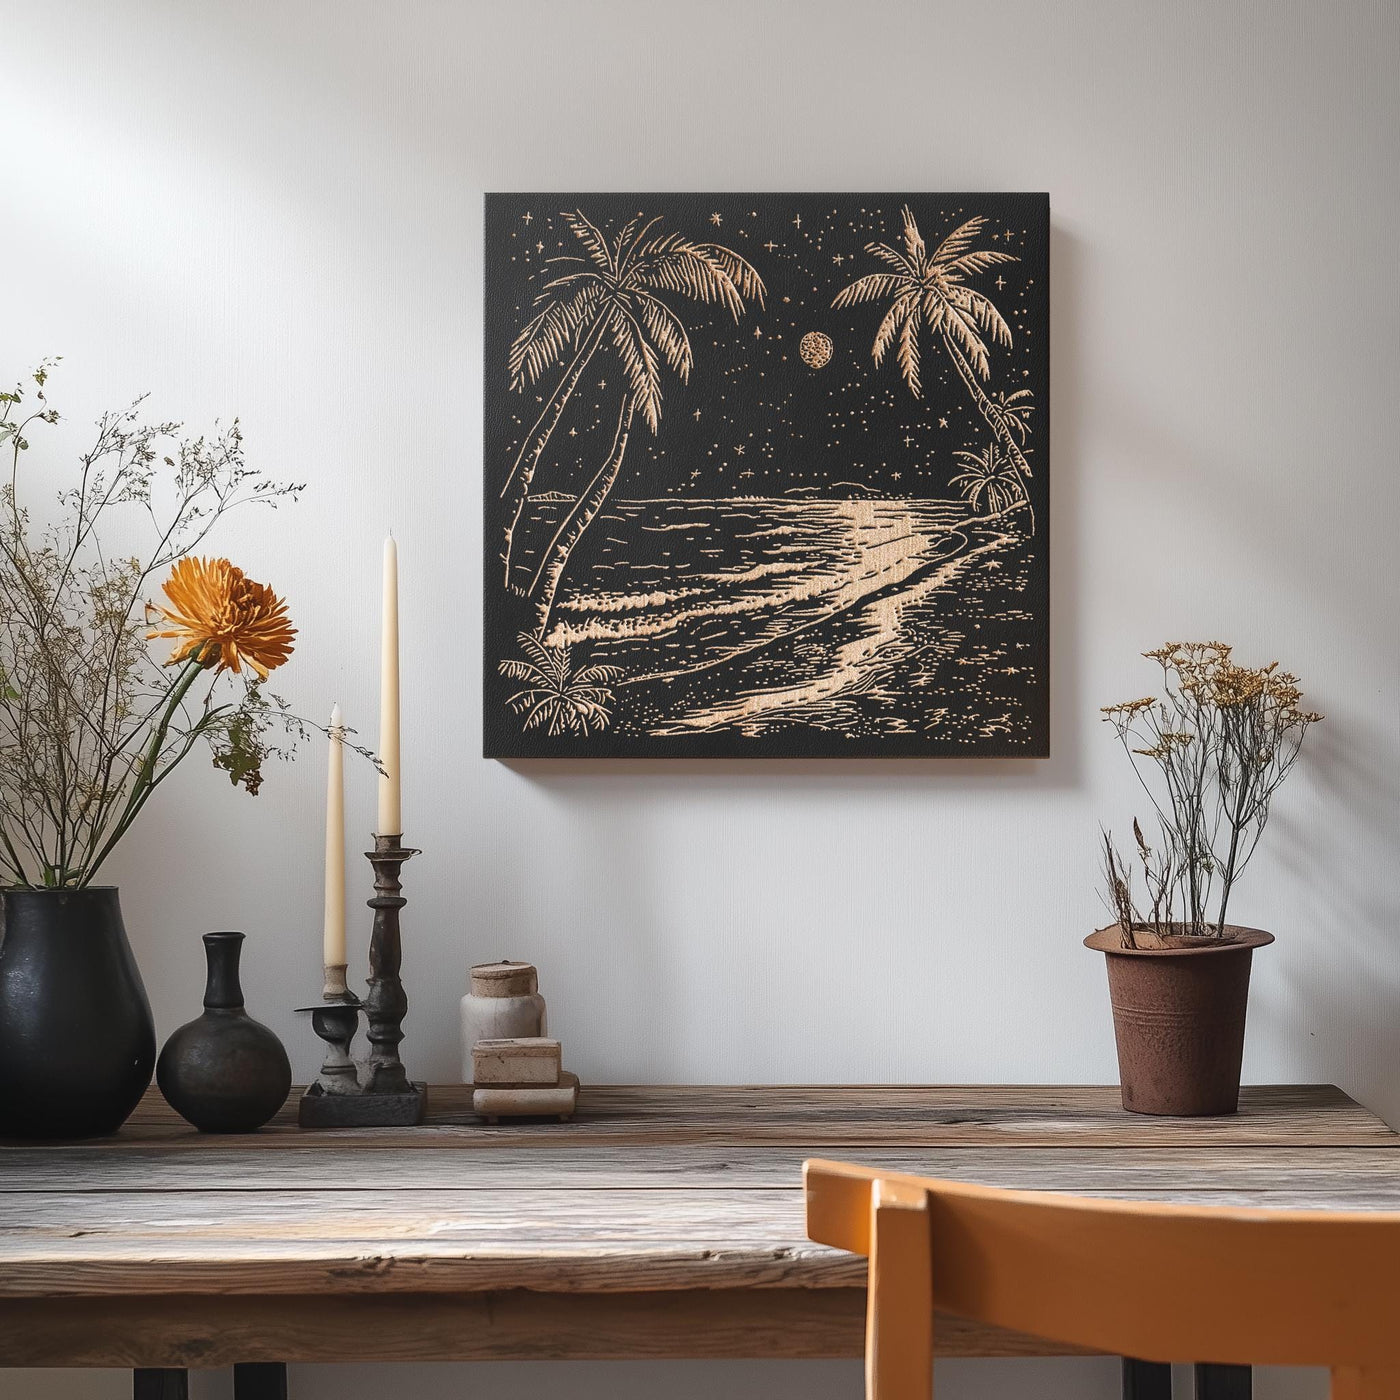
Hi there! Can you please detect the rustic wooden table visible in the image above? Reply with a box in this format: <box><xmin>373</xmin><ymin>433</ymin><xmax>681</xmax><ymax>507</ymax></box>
<box><xmin>0</xmin><ymin>1084</ymin><xmax>1394</xmax><ymax>1379</ymax></box>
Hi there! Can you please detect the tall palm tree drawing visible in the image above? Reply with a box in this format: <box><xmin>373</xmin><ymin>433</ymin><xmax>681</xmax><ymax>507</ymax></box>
<box><xmin>832</xmin><ymin>207</ymin><xmax>1035</xmax><ymax>530</ymax></box>
<box><xmin>502</xmin><ymin>210</ymin><xmax>765</xmax><ymax>625</ymax></box>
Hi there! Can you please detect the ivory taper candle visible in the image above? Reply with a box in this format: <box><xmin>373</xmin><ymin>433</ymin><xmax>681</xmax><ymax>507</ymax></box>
<box><xmin>377</xmin><ymin>535</ymin><xmax>402</xmax><ymax>836</ymax></box>
<box><xmin>323</xmin><ymin>703</ymin><xmax>347</xmax><ymax>977</ymax></box>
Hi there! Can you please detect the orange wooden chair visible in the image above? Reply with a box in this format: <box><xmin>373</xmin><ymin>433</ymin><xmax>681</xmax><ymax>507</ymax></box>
<box><xmin>804</xmin><ymin>1158</ymin><xmax>1400</xmax><ymax>1399</ymax></box>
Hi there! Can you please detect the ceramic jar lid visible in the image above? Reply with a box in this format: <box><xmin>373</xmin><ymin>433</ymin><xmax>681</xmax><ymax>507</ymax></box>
<box><xmin>469</xmin><ymin>961</ymin><xmax>538</xmax><ymax>998</ymax></box>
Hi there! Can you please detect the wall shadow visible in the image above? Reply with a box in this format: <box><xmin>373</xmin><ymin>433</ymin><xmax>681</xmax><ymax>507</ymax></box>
<box><xmin>1259</xmin><ymin>712</ymin><xmax>1400</xmax><ymax>1126</ymax></box>
<box><xmin>499</xmin><ymin>222</ymin><xmax>1087</xmax><ymax>798</ymax></box>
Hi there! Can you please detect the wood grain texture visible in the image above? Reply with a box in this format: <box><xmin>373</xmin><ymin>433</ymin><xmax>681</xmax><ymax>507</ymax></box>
<box><xmin>101</xmin><ymin>1083</ymin><xmax>1393</xmax><ymax>1148</ymax></box>
<box><xmin>0</xmin><ymin>1084</ymin><xmax>1390</xmax><ymax>1367</ymax></box>
<box><xmin>0</xmin><ymin>1291</ymin><xmax>1086</xmax><ymax>1367</ymax></box>
<box><xmin>7</xmin><ymin>1144</ymin><xmax>1400</xmax><ymax>1199</ymax></box>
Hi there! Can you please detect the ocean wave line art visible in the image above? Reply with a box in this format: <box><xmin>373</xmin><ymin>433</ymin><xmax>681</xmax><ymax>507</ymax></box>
<box><xmin>646</xmin><ymin>526</ymin><xmax>1008</xmax><ymax>734</ymax></box>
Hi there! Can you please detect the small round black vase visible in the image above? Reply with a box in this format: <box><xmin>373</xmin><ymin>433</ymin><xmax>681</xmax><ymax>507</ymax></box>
<box><xmin>157</xmin><ymin>932</ymin><xmax>291</xmax><ymax>1133</ymax></box>
<box><xmin>0</xmin><ymin>887</ymin><xmax>156</xmax><ymax>1139</ymax></box>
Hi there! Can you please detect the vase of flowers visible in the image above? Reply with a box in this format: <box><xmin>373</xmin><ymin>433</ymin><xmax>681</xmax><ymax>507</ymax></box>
<box><xmin>0</xmin><ymin>364</ymin><xmax>304</xmax><ymax>1138</ymax></box>
<box><xmin>1092</xmin><ymin>642</ymin><xmax>1321</xmax><ymax>1116</ymax></box>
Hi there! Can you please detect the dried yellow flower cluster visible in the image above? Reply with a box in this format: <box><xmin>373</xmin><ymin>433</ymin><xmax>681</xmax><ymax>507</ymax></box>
<box><xmin>1142</xmin><ymin>641</ymin><xmax>1231</xmax><ymax>667</ymax></box>
<box><xmin>1103</xmin><ymin>643</ymin><xmax>1323</xmax><ymax>726</ymax></box>
<box><xmin>1133</xmin><ymin>731</ymin><xmax>1195</xmax><ymax>760</ymax></box>
<box><xmin>1149</xmin><ymin>643</ymin><xmax>1324</xmax><ymax>726</ymax></box>
<box><xmin>1100</xmin><ymin>696</ymin><xmax>1156</xmax><ymax>720</ymax></box>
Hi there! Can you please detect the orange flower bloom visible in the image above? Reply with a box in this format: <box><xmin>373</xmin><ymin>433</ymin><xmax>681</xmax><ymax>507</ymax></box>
<box><xmin>147</xmin><ymin>557</ymin><xmax>295</xmax><ymax>680</ymax></box>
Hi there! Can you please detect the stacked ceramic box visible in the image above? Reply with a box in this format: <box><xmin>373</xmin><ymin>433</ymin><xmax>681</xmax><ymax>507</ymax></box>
<box><xmin>460</xmin><ymin>961</ymin><xmax>579</xmax><ymax>1121</ymax></box>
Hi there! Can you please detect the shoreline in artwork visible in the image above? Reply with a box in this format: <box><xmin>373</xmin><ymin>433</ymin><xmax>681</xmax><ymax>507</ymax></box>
<box><xmin>638</xmin><ymin>519</ymin><xmax>1019</xmax><ymax>737</ymax></box>
<box><xmin>503</xmin><ymin>495</ymin><xmax>1039</xmax><ymax>745</ymax></box>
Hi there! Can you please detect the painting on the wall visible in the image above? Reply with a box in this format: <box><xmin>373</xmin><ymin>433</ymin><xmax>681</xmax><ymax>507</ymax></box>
<box><xmin>483</xmin><ymin>193</ymin><xmax>1049</xmax><ymax>758</ymax></box>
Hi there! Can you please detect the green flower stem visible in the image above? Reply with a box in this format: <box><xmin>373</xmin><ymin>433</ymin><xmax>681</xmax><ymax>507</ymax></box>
<box><xmin>78</xmin><ymin>656</ymin><xmax>213</xmax><ymax>887</ymax></box>
<box><xmin>0</xmin><ymin>824</ymin><xmax>31</xmax><ymax>888</ymax></box>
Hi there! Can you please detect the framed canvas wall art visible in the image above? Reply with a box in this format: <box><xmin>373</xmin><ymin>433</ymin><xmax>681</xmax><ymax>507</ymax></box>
<box><xmin>483</xmin><ymin>192</ymin><xmax>1049</xmax><ymax>758</ymax></box>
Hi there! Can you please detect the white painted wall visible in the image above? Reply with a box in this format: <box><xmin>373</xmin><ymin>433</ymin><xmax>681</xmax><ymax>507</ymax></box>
<box><xmin>2</xmin><ymin>2</ymin><xmax>1397</xmax><ymax>1396</ymax></box>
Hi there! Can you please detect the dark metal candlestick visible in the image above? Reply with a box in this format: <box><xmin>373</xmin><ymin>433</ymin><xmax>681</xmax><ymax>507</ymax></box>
<box><xmin>363</xmin><ymin>834</ymin><xmax>415</xmax><ymax>1095</ymax></box>
<box><xmin>308</xmin><ymin>993</ymin><xmax>361</xmax><ymax>1095</ymax></box>
<box><xmin>296</xmin><ymin>833</ymin><xmax>427</xmax><ymax>1128</ymax></box>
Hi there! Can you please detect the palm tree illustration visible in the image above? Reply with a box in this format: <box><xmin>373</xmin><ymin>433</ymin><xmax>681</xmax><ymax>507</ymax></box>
<box><xmin>501</xmin><ymin>210</ymin><xmax>765</xmax><ymax>619</ymax></box>
<box><xmin>951</xmin><ymin>443</ymin><xmax>1028</xmax><ymax>520</ymax></box>
<box><xmin>832</xmin><ymin>207</ymin><xmax>1034</xmax><ymax>527</ymax></box>
<box><xmin>989</xmin><ymin>388</ymin><xmax>1035</xmax><ymax>448</ymax></box>
<box><xmin>499</xmin><ymin>630</ymin><xmax>624</xmax><ymax>736</ymax></box>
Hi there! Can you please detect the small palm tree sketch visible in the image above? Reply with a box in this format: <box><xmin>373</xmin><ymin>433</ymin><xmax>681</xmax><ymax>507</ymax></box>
<box><xmin>951</xmin><ymin>444</ymin><xmax>1032</xmax><ymax>525</ymax></box>
<box><xmin>988</xmin><ymin>388</ymin><xmax>1034</xmax><ymax>445</ymax></box>
<box><xmin>832</xmin><ymin>206</ymin><xmax>1034</xmax><ymax>526</ymax></box>
<box><xmin>499</xmin><ymin>631</ymin><xmax>625</xmax><ymax>737</ymax></box>
<box><xmin>501</xmin><ymin>210</ymin><xmax>765</xmax><ymax>623</ymax></box>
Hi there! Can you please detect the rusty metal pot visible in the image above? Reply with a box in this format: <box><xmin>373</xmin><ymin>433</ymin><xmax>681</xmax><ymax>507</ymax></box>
<box><xmin>1085</xmin><ymin>924</ymin><xmax>1274</xmax><ymax>1117</ymax></box>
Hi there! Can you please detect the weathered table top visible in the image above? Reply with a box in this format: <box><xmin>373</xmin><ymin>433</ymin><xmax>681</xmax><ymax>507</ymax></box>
<box><xmin>0</xmin><ymin>1084</ymin><xmax>1394</xmax><ymax>1368</ymax></box>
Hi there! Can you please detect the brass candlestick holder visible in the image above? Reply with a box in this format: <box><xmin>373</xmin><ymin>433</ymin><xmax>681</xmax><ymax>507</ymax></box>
<box><xmin>298</xmin><ymin>834</ymin><xmax>427</xmax><ymax>1128</ymax></box>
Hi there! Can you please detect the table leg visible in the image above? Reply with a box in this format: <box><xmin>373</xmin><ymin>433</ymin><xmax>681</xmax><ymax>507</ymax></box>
<box><xmin>1196</xmin><ymin>1364</ymin><xmax>1251</xmax><ymax>1399</ymax></box>
<box><xmin>133</xmin><ymin>1371</ymin><xmax>188</xmax><ymax>1400</ymax></box>
<box><xmin>1122</xmin><ymin>1358</ymin><xmax>1172</xmax><ymax>1398</ymax></box>
<box><xmin>234</xmin><ymin>1362</ymin><xmax>289</xmax><ymax>1399</ymax></box>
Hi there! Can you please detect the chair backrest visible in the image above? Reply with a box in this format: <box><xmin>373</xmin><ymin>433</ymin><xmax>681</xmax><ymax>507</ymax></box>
<box><xmin>804</xmin><ymin>1158</ymin><xmax>1400</xmax><ymax>1398</ymax></box>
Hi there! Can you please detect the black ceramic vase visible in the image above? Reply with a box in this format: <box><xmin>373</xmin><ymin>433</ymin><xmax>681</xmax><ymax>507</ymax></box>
<box><xmin>157</xmin><ymin>931</ymin><xmax>291</xmax><ymax>1133</ymax></box>
<box><xmin>0</xmin><ymin>887</ymin><xmax>157</xmax><ymax>1139</ymax></box>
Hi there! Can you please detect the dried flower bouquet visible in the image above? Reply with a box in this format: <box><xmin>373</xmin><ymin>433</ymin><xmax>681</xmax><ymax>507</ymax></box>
<box><xmin>0</xmin><ymin>363</ymin><xmax>317</xmax><ymax>889</ymax></box>
<box><xmin>1101</xmin><ymin>642</ymin><xmax>1321</xmax><ymax>947</ymax></box>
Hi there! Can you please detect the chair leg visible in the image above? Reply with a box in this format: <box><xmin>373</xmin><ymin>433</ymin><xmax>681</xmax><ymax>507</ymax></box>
<box><xmin>1122</xmin><ymin>1359</ymin><xmax>1171</xmax><ymax>1399</ymax></box>
<box><xmin>1196</xmin><ymin>1364</ymin><xmax>1251</xmax><ymax>1399</ymax></box>
<box><xmin>865</xmin><ymin>1178</ymin><xmax>933</xmax><ymax>1400</ymax></box>
<box><xmin>234</xmin><ymin>1362</ymin><xmax>289</xmax><ymax>1400</ymax></box>
<box><xmin>133</xmin><ymin>1371</ymin><xmax>188</xmax><ymax>1400</ymax></box>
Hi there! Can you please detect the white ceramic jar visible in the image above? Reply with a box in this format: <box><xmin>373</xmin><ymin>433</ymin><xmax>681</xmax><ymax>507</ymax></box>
<box><xmin>460</xmin><ymin>962</ymin><xmax>548</xmax><ymax>1082</ymax></box>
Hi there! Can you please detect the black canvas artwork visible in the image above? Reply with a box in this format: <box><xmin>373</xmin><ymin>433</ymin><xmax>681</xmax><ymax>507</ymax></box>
<box><xmin>483</xmin><ymin>193</ymin><xmax>1049</xmax><ymax>758</ymax></box>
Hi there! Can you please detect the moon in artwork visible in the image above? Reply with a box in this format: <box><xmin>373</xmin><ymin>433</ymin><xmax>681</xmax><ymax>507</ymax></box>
<box><xmin>799</xmin><ymin>331</ymin><xmax>834</xmax><ymax>369</ymax></box>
